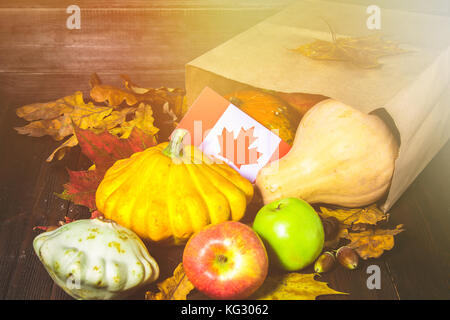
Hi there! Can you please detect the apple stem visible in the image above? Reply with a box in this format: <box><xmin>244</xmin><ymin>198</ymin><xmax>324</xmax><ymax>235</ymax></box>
<box><xmin>217</xmin><ymin>254</ymin><xmax>228</xmax><ymax>264</ymax></box>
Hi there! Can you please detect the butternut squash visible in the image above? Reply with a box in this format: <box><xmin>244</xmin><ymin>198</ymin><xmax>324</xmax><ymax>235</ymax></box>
<box><xmin>255</xmin><ymin>99</ymin><xmax>398</xmax><ymax>207</ymax></box>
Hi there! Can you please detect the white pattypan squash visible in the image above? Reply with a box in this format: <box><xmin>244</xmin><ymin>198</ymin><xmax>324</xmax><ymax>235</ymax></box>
<box><xmin>33</xmin><ymin>218</ymin><xmax>159</xmax><ymax>300</ymax></box>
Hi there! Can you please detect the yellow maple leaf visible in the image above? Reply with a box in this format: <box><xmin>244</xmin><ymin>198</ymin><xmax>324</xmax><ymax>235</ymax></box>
<box><xmin>145</xmin><ymin>263</ymin><xmax>194</xmax><ymax>300</ymax></box>
<box><xmin>252</xmin><ymin>273</ymin><xmax>347</xmax><ymax>300</ymax></box>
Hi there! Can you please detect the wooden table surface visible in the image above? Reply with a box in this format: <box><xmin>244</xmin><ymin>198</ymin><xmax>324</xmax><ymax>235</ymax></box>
<box><xmin>1</xmin><ymin>0</ymin><xmax>449</xmax><ymax>300</ymax></box>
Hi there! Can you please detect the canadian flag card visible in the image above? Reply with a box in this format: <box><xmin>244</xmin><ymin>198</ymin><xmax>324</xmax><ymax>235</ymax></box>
<box><xmin>175</xmin><ymin>87</ymin><xmax>291</xmax><ymax>182</ymax></box>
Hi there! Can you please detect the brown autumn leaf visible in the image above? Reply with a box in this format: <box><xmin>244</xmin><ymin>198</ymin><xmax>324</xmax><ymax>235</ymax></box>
<box><xmin>16</xmin><ymin>92</ymin><xmax>81</xmax><ymax>121</ymax></box>
<box><xmin>47</xmin><ymin>134</ymin><xmax>79</xmax><ymax>162</ymax></box>
<box><xmin>15</xmin><ymin>91</ymin><xmax>125</xmax><ymax>161</ymax></box>
<box><xmin>319</xmin><ymin>204</ymin><xmax>388</xmax><ymax>228</ymax></box>
<box><xmin>145</xmin><ymin>263</ymin><xmax>195</xmax><ymax>300</ymax></box>
<box><xmin>344</xmin><ymin>224</ymin><xmax>405</xmax><ymax>260</ymax></box>
<box><xmin>319</xmin><ymin>204</ymin><xmax>390</xmax><ymax>249</ymax></box>
<box><xmin>89</xmin><ymin>73</ymin><xmax>186</xmax><ymax>118</ymax></box>
<box><xmin>252</xmin><ymin>273</ymin><xmax>347</xmax><ymax>300</ymax></box>
<box><xmin>351</xmin><ymin>204</ymin><xmax>390</xmax><ymax>226</ymax></box>
<box><xmin>109</xmin><ymin>103</ymin><xmax>159</xmax><ymax>139</ymax></box>
<box><xmin>90</xmin><ymin>84</ymin><xmax>139</xmax><ymax>107</ymax></box>
<box><xmin>14</xmin><ymin>91</ymin><xmax>95</xmax><ymax>141</ymax></box>
<box><xmin>293</xmin><ymin>21</ymin><xmax>409</xmax><ymax>68</ymax></box>
<box><xmin>120</xmin><ymin>74</ymin><xmax>187</xmax><ymax>119</ymax></box>
<box><xmin>15</xmin><ymin>85</ymin><xmax>160</xmax><ymax>161</ymax></box>
<box><xmin>89</xmin><ymin>73</ymin><xmax>185</xmax><ymax>141</ymax></box>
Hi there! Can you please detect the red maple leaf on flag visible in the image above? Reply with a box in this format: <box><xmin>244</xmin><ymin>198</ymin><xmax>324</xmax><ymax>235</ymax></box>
<box><xmin>217</xmin><ymin>126</ymin><xmax>262</xmax><ymax>169</ymax></box>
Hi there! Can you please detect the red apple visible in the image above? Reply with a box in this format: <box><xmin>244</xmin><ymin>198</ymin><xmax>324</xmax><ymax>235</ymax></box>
<box><xmin>182</xmin><ymin>221</ymin><xmax>268</xmax><ymax>300</ymax></box>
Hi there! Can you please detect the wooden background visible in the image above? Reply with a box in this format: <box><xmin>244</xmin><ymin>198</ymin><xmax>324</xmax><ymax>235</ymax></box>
<box><xmin>0</xmin><ymin>0</ymin><xmax>449</xmax><ymax>300</ymax></box>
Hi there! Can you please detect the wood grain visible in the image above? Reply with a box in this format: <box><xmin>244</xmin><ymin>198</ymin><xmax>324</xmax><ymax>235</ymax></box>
<box><xmin>0</xmin><ymin>0</ymin><xmax>449</xmax><ymax>300</ymax></box>
<box><xmin>0</xmin><ymin>0</ymin><xmax>295</xmax><ymax>9</ymax></box>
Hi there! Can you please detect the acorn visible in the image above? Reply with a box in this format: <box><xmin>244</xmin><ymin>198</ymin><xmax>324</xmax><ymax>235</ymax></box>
<box><xmin>320</xmin><ymin>216</ymin><xmax>340</xmax><ymax>240</ymax></box>
<box><xmin>336</xmin><ymin>246</ymin><xmax>359</xmax><ymax>270</ymax></box>
<box><xmin>314</xmin><ymin>251</ymin><xmax>336</xmax><ymax>273</ymax></box>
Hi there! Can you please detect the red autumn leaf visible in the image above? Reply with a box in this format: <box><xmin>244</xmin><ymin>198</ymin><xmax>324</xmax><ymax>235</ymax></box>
<box><xmin>59</xmin><ymin>126</ymin><xmax>156</xmax><ymax>211</ymax></box>
<box><xmin>217</xmin><ymin>126</ymin><xmax>262</xmax><ymax>169</ymax></box>
<box><xmin>75</xmin><ymin>125</ymin><xmax>156</xmax><ymax>173</ymax></box>
<box><xmin>62</xmin><ymin>169</ymin><xmax>103</xmax><ymax>210</ymax></box>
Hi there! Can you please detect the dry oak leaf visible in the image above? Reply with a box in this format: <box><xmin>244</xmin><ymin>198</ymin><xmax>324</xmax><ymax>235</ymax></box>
<box><xmin>15</xmin><ymin>87</ymin><xmax>160</xmax><ymax>162</ymax></box>
<box><xmin>120</xmin><ymin>74</ymin><xmax>187</xmax><ymax>119</ymax></box>
<box><xmin>45</xmin><ymin>100</ymin><xmax>115</xmax><ymax>161</ymax></box>
<box><xmin>145</xmin><ymin>263</ymin><xmax>194</xmax><ymax>300</ymax></box>
<box><xmin>319</xmin><ymin>205</ymin><xmax>389</xmax><ymax>249</ymax></box>
<box><xmin>90</xmin><ymin>84</ymin><xmax>138</xmax><ymax>107</ymax></box>
<box><xmin>109</xmin><ymin>103</ymin><xmax>159</xmax><ymax>139</ymax></box>
<box><xmin>47</xmin><ymin>135</ymin><xmax>79</xmax><ymax>162</ymax></box>
<box><xmin>319</xmin><ymin>204</ymin><xmax>388</xmax><ymax>228</ymax></box>
<box><xmin>89</xmin><ymin>73</ymin><xmax>186</xmax><ymax>119</ymax></box>
<box><xmin>90</xmin><ymin>73</ymin><xmax>185</xmax><ymax>142</ymax></box>
<box><xmin>15</xmin><ymin>91</ymin><xmax>88</xmax><ymax>140</ymax></box>
<box><xmin>293</xmin><ymin>22</ymin><xmax>409</xmax><ymax>69</ymax></box>
<box><xmin>15</xmin><ymin>93</ymin><xmax>80</xmax><ymax>122</ymax></box>
<box><xmin>14</xmin><ymin>91</ymin><xmax>125</xmax><ymax>161</ymax></box>
<box><xmin>345</xmin><ymin>224</ymin><xmax>405</xmax><ymax>260</ymax></box>
<box><xmin>252</xmin><ymin>273</ymin><xmax>347</xmax><ymax>300</ymax></box>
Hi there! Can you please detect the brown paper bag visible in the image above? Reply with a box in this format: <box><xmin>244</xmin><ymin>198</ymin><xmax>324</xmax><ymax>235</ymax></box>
<box><xmin>185</xmin><ymin>0</ymin><xmax>450</xmax><ymax>211</ymax></box>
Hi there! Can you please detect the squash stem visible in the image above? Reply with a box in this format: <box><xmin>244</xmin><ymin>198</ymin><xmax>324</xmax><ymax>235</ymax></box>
<box><xmin>162</xmin><ymin>129</ymin><xmax>188</xmax><ymax>158</ymax></box>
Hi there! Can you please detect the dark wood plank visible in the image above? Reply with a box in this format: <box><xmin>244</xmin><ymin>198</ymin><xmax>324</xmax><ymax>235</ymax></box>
<box><xmin>0</xmin><ymin>0</ymin><xmax>447</xmax><ymax>14</ymax></box>
<box><xmin>0</xmin><ymin>100</ymin><xmax>77</xmax><ymax>299</ymax></box>
<box><xmin>382</xmin><ymin>141</ymin><xmax>450</xmax><ymax>300</ymax></box>
<box><xmin>0</xmin><ymin>0</ymin><xmax>295</xmax><ymax>9</ymax></box>
<box><xmin>0</xmin><ymin>8</ymin><xmax>285</xmax><ymax>73</ymax></box>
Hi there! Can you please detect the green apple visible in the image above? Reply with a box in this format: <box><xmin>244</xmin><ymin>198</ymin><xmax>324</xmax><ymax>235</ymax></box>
<box><xmin>252</xmin><ymin>197</ymin><xmax>324</xmax><ymax>271</ymax></box>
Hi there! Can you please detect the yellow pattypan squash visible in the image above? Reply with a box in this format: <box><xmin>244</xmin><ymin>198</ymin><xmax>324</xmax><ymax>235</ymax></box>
<box><xmin>96</xmin><ymin>129</ymin><xmax>254</xmax><ymax>244</ymax></box>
